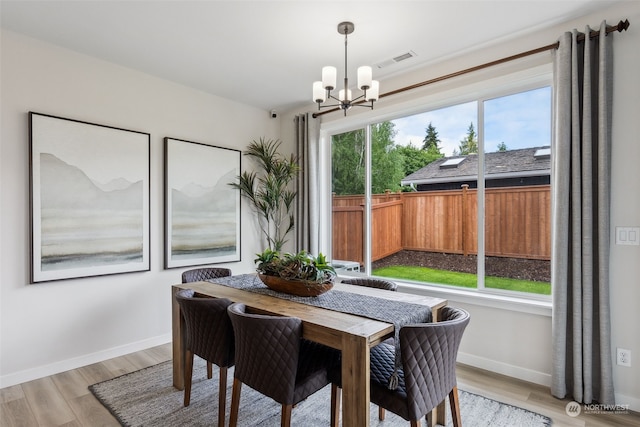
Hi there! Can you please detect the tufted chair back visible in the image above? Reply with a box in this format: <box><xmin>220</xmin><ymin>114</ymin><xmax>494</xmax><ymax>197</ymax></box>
<box><xmin>181</xmin><ymin>267</ymin><xmax>232</xmax><ymax>283</ymax></box>
<box><xmin>227</xmin><ymin>302</ymin><xmax>340</xmax><ymax>427</ymax></box>
<box><xmin>341</xmin><ymin>277</ymin><xmax>398</xmax><ymax>291</ymax></box>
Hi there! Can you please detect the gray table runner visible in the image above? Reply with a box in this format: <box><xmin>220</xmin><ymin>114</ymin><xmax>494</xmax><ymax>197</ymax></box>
<box><xmin>208</xmin><ymin>274</ymin><xmax>432</xmax><ymax>389</ymax></box>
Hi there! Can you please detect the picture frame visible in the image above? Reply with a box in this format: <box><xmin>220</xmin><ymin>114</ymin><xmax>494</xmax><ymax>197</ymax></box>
<box><xmin>29</xmin><ymin>112</ymin><xmax>151</xmax><ymax>283</ymax></box>
<box><xmin>164</xmin><ymin>137</ymin><xmax>241</xmax><ymax>269</ymax></box>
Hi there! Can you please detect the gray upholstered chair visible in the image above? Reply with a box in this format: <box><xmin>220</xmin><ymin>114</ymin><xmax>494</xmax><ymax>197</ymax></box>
<box><xmin>181</xmin><ymin>267</ymin><xmax>232</xmax><ymax>284</ymax></box>
<box><xmin>227</xmin><ymin>302</ymin><xmax>340</xmax><ymax>427</ymax></box>
<box><xmin>331</xmin><ymin>306</ymin><xmax>470</xmax><ymax>427</ymax></box>
<box><xmin>181</xmin><ymin>267</ymin><xmax>233</xmax><ymax>386</ymax></box>
<box><xmin>341</xmin><ymin>277</ymin><xmax>398</xmax><ymax>291</ymax></box>
<box><xmin>175</xmin><ymin>289</ymin><xmax>235</xmax><ymax>427</ymax></box>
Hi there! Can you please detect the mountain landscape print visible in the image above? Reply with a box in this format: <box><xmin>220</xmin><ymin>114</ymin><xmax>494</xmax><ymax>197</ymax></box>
<box><xmin>39</xmin><ymin>153</ymin><xmax>144</xmax><ymax>269</ymax></box>
<box><xmin>165</xmin><ymin>138</ymin><xmax>241</xmax><ymax>268</ymax></box>
<box><xmin>30</xmin><ymin>113</ymin><xmax>150</xmax><ymax>282</ymax></box>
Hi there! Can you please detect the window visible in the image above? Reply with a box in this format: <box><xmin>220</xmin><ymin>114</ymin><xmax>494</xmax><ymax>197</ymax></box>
<box><xmin>329</xmin><ymin>80</ymin><xmax>551</xmax><ymax>298</ymax></box>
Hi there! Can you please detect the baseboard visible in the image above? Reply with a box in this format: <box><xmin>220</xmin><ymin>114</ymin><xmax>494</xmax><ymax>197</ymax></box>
<box><xmin>614</xmin><ymin>391</ymin><xmax>640</xmax><ymax>412</ymax></box>
<box><xmin>0</xmin><ymin>333</ymin><xmax>171</xmax><ymax>388</ymax></box>
<box><xmin>457</xmin><ymin>351</ymin><xmax>552</xmax><ymax>387</ymax></box>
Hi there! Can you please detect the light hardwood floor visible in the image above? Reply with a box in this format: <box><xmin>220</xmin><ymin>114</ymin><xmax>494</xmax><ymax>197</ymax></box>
<box><xmin>1</xmin><ymin>343</ymin><xmax>638</xmax><ymax>426</ymax></box>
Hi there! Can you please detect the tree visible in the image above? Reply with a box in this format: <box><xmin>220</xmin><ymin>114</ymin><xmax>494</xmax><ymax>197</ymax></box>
<box><xmin>370</xmin><ymin>121</ymin><xmax>405</xmax><ymax>194</ymax></box>
<box><xmin>422</xmin><ymin>122</ymin><xmax>440</xmax><ymax>151</ymax></box>
<box><xmin>397</xmin><ymin>142</ymin><xmax>443</xmax><ymax>177</ymax></box>
<box><xmin>457</xmin><ymin>122</ymin><xmax>478</xmax><ymax>155</ymax></box>
<box><xmin>331</xmin><ymin>122</ymin><xmax>405</xmax><ymax>195</ymax></box>
<box><xmin>331</xmin><ymin>129</ymin><xmax>365</xmax><ymax>195</ymax></box>
<box><xmin>497</xmin><ymin>141</ymin><xmax>508</xmax><ymax>152</ymax></box>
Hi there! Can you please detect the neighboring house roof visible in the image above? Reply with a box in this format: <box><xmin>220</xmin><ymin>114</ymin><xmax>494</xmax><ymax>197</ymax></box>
<box><xmin>401</xmin><ymin>146</ymin><xmax>550</xmax><ymax>186</ymax></box>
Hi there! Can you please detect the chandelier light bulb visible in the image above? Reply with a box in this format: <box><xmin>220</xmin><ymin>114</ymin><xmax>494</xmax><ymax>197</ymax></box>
<box><xmin>357</xmin><ymin>66</ymin><xmax>372</xmax><ymax>90</ymax></box>
<box><xmin>322</xmin><ymin>66</ymin><xmax>337</xmax><ymax>91</ymax></box>
<box><xmin>366</xmin><ymin>80</ymin><xmax>380</xmax><ymax>102</ymax></box>
<box><xmin>313</xmin><ymin>81</ymin><xmax>326</xmax><ymax>103</ymax></box>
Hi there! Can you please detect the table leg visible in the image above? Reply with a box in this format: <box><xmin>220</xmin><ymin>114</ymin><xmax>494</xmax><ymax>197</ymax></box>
<box><xmin>171</xmin><ymin>286</ymin><xmax>185</xmax><ymax>390</ymax></box>
<box><xmin>341</xmin><ymin>334</ymin><xmax>370</xmax><ymax>427</ymax></box>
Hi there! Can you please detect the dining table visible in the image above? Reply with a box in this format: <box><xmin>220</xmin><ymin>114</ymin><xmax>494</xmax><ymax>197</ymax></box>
<box><xmin>171</xmin><ymin>274</ymin><xmax>448</xmax><ymax>427</ymax></box>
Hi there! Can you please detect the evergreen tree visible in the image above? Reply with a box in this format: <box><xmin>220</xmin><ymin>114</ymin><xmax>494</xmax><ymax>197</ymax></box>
<box><xmin>457</xmin><ymin>122</ymin><xmax>478</xmax><ymax>155</ymax></box>
<box><xmin>497</xmin><ymin>141</ymin><xmax>508</xmax><ymax>152</ymax></box>
<box><xmin>422</xmin><ymin>122</ymin><xmax>440</xmax><ymax>151</ymax></box>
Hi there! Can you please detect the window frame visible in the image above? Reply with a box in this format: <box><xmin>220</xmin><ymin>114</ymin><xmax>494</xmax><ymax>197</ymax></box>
<box><xmin>319</xmin><ymin>63</ymin><xmax>554</xmax><ymax>312</ymax></box>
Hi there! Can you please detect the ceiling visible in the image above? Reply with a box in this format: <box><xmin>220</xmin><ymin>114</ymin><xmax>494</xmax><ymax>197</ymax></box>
<box><xmin>0</xmin><ymin>1</ymin><xmax>619</xmax><ymax>112</ymax></box>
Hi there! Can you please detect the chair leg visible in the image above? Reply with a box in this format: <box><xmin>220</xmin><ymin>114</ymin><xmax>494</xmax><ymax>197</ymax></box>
<box><xmin>449</xmin><ymin>386</ymin><xmax>462</xmax><ymax>427</ymax></box>
<box><xmin>218</xmin><ymin>367</ymin><xmax>228</xmax><ymax>427</ymax></box>
<box><xmin>281</xmin><ymin>404</ymin><xmax>293</xmax><ymax>427</ymax></box>
<box><xmin>410</xmin><ymin>420</ymin><xmax>421</xmax><ymax>427</ymax></box>
<box><xmin>330</xmin><ymin>384</ymin><xmax>341</xmax><ymax>427</ymax></box>
<box><xmin>426</xmin><ymin>410</ymin><xmax>434</xmax><ymax>427</ymax></box>
<box><xmin>183</xmin><ymin>350</ymin><xmax>194</xmax><ymax>406</ymax></box>
<box><xmin>378</xmin><ymin>406</ymin><xmax>386</xmax><ymax>420</ymax></box>
<box><xmin>207</xmin><ymin>361</ymin><xmax>213</xmax><ymax>379</ymax></box>
<box><xmin>229</xmin><ymin>378</ymin><xmax>242</xmax><ymax>427</ymax></box>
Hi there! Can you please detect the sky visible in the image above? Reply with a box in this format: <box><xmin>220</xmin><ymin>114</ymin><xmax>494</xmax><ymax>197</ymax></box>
<box><xmin>391</xmin><ymin>86</ymin><xmax>552</xmax><ymax>156</ymax></box>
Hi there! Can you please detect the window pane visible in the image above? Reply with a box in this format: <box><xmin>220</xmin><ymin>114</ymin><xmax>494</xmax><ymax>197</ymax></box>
<box><xmin>331</xmin><ymin>129</ymin><xmax>365</xmax><ymax>272</ymax></box>
<box><xmin>482</xmin><ymin>87</ymin><xmax>551</xmax><ymax>295</ymax></box>
<box><xmin>372</xmin><ymin>103</ymin><xmax>478</xmax><ymax>289</ymax></box>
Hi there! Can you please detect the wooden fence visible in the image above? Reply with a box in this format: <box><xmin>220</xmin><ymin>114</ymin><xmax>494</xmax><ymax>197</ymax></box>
<box><xmin>332</xmin><ymin>185</ymin><xmax>551</xmax><ymax>265</ymax></box>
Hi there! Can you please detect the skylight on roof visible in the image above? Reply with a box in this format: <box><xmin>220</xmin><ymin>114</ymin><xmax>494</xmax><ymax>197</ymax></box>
<box><xmin>534</xmin><ymin>148</ymin><xmax>551</xmax><ymax>159</ymax></box>
<box><xmin>440</xmin><ymin>157</ymin><xmax>465</xmax><ymax>168</ymax></box>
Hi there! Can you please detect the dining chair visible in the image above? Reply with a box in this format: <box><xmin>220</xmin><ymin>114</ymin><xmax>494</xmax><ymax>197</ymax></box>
<box><xmin>181</xmin><ymin>267</ymin><xmax>232</xmax><ymax>284</ymax></box>
<box><xmin>330</xmin><ymin>306</ymin><xmax>470</xmax><ymax>427</ymax></box>
<box><xmin>341</xmin><ymin>277</ymin><xmax>398</xmax><ymax>291</ymax></box>
<box><xmin>341</xmin><ymin>276</ymin><xmax>398</xmax><ymax>420</ymax></box>
<box><xmin>175</xmin><ymin>289</ymin><xmax>235</xmax><ymax>427</ymax></box>
<box><xmin>227</xmin><ymin>302</ymin><xmax>340</xmax><ymax>427</ymax></box>
<box><xmin>181</xmin><ymin>267</ymin><xmax>232</xmax><ymax>381</ymax></box>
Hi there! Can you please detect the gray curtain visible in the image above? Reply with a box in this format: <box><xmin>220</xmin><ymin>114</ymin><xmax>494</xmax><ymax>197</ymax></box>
<box><xmin>294</xmin><ymin>113</ymin><xmax>320</xmax><ymax>254</ymax></box>
<box><xmin>551</xmin><ymin>21</ymin><xmax>615</xmax><ymax>405</ymax></box>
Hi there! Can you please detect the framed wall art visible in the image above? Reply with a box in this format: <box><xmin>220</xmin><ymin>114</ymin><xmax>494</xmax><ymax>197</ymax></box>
<box><xmin>29</xmin><ymin>112</ymin><xmax>151</xmax><ymax>283</ymax></box>
<box><xmin>164</xmin><ymin>137</ymin><xmax>241</xmax><ymax>269</ymax></box>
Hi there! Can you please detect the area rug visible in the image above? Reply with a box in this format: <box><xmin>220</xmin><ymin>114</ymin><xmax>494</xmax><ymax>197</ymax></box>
<box><xmin>90</xmin><ymin>358</ymin><xmax>552</xmax><ymax>426</ymax></box>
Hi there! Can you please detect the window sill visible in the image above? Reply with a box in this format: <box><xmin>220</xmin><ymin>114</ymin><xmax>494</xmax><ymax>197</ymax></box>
<box><xmin>338</xmin><ymin>275</ymin><xmax>552</xmax><ymax>317</ymax></box>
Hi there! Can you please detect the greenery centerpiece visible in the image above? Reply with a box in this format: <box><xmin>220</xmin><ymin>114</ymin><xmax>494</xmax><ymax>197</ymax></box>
<box><xmin>255</xmin><ymin>249</ymin><xmax>336</xmax><ymax>296</ymax></box>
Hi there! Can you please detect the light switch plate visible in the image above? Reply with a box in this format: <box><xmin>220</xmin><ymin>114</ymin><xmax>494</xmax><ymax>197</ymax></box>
<box><xmin>616</xmin><ymin>227</ymin><xmax>640</xmax><ymax>245</ymax></box>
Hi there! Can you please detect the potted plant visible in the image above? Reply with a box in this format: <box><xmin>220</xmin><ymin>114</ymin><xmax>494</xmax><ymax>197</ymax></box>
<box><xmin>255</xmin><ymin>249</ymin><xmax>337</xmax><ymax>296</ymax></box>
<box><xmin>229</xmin><ymin>138</ymin><xmax>299</xmax><ymax>251</ymax></box>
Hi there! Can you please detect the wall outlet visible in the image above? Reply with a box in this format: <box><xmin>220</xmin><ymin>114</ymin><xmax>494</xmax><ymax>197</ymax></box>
<box><xmin>617</xmin><ymin>348</ymin><xmax>631</xmax><ymax>367</ymax></box>
<box><xmin>615</xmin><ymin>226</ymin><xmax>640</xmax><ymax>245</ymax></box>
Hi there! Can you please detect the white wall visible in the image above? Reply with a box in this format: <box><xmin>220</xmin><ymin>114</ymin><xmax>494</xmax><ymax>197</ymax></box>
<box><xmin>282</xmin><ymin>1</ymin><xmax>640</xmax><ymax>409</ymax></box>
<box><xmin>0</xmin><ymin>29</ymin><xmax>279</xmax><ymax>387</ymax></box>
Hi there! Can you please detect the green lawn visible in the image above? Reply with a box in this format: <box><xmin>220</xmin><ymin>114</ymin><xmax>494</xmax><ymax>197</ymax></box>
<box><xmin>373</xmin><ymin>265</ymin><xmax>551</xmax><ymax>295</ymax></box>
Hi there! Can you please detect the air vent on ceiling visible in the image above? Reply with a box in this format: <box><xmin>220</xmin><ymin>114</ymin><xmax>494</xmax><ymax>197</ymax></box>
<box><xmin>375</xmin><ymin>50</ymin><xmax>417</xmax><ymax>69</ymax></box>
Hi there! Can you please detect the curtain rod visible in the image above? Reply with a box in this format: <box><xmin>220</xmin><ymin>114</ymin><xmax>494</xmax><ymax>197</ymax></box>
<box><xmin>313</xmin><ymin>19</ymin><xmax>630</xmax><ymax>118</ymax></box>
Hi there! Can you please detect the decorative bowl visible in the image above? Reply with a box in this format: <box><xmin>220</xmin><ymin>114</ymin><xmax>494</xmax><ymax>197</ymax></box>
<box><xmin>258</xmin><ymin>274</ymin><xmax>334</xmax><ymax>297</ymax></box>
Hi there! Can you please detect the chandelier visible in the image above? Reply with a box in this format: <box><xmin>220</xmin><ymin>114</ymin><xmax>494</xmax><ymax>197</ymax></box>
<box><xmin>313</xmin><ymin>22</ymin><xmax>379</xmax><ymax>116</ymax></box>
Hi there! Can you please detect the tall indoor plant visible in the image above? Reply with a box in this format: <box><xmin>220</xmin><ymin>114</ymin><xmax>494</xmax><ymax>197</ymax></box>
<box><xmin>230</xmin><ymin>138</ymin><xmax>299</xmax><ymax>251</ymax></box>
